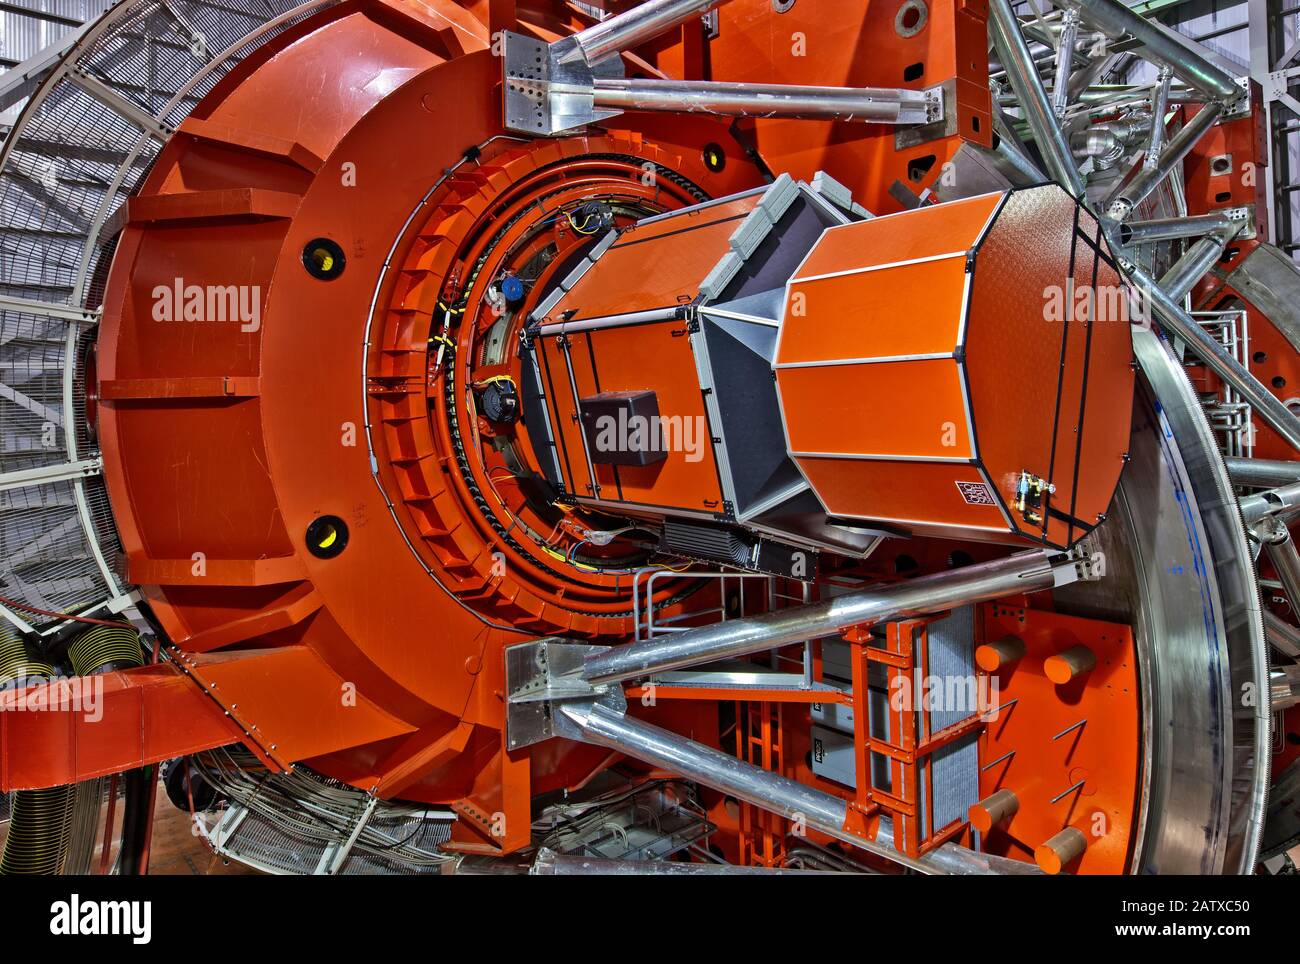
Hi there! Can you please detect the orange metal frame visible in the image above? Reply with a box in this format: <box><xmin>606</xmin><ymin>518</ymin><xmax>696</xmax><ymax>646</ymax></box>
<box><xmin>4</xmin><ymin>0</ymin><xmax>1172</xmax><ymax>876</ymax></box>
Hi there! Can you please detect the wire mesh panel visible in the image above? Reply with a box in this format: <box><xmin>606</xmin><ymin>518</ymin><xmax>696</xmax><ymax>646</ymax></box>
<box><xmin>0</xmin><ymin>0</ymin><xmax>337</xmax><ymax>630</ymax></box>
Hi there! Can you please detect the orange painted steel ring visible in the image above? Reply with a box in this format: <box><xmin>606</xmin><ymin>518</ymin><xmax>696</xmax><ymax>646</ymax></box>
<box><xmin>94</xmin><ymin>0</ymin><xmax>754</xmax><ymax>798</ymax></box>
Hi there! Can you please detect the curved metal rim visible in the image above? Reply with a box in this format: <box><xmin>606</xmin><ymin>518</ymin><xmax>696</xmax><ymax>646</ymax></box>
<box><xmin>1128</xmin><ymin>326</ymin><xmax>1269</xmax><ymax>873</ymax></box>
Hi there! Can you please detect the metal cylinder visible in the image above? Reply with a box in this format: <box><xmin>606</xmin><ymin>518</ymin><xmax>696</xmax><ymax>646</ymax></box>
<box><xmin>566</xmin><ymin>0</ymin><xmax>730</xmax><ymax>65</ymax></box>
<box><xmin>990</xmin><ymin>97</ymin><xmax>1046</xmax><ymax>182</ymax></box>
<box><xmin>558</xmin><ymin>700</ymin><xmax>1038</xmax><ymax>874</ymax></box>
<box><xmin>994</xmin><ymin>131</ymin><xmax>1046</xmax><ymax>183</ymax></box>
<box><xmin>1271</xmin><ymin>666</ymin><xmax>1300</xmax><ymax>711</ymax></box>
<box><xmin>1106</xmin><ymin>102</ymin><xmax>1222</xmax><ymax>220</ymax></box>
<box><xmin>1145</xmin><ymin>67</ymin><xmax>1173</xmax><ymax>170</ymax></box>
<box><xmin>1054</xmin><ymin>0</ymin><xmax>1239</xmax><ymax>101</ymax></box>
<box><xmin>969</xmin><ymin>788</ymin><xmax>1020</xmax><ymax>833</ymax></box>
<box><xmin>975</xmin><ymin>635</ymin><xmax>1026</xmax><ymax>672</ymax></box>
<box><xmin>530</xmin><ymin>847</ymin><xmax>842</xmax><ymax>875</ymax></box>
<box><xmin>1239</xmin><ymin>481</ymin><xmax>1300</xmax><ymax>524</ymax></box>
<box><xmin>1050</xmin><ymin>17</ymin><xmax>1080</xmax><ymax>115</ymax></box>
<box><xmin>1044</xmin><ymin>644</ymin><xmax>1097</xmax><ymax>684</ymax></box>
<box><xmin>591</xmin><ymin>77</ymin><xmax>932</xmax><ymax>123</ymax></box>
<box><xmin>1265</xmin><ymin>610</ymin><xmax>1300</xmax><ymax>660</ymax></box>
<box><xmin>1158</xmin><ymin>223</ymin><xmax>1241</xmax><ymax>303</ymax></box>
<box><xmin>1119</xmin><ymin>213</ymin><xmax>1237</xmax><ymax>246</ymax></box>
<box><xmin>1261</xmin><ymin>521</ymin><xmax>1300</xmax><ymax>620</ymax></box>
<box><xmin>1227</xmin><ymin>457</ymin><xmax>1300</xmax><ymax>488</ymax></box>
<box><xmin>580</xmin><ymin>550</ymin><xmax>1074</xmax><ymax>685</ymax></box>
<box><xmin>1076</xmin><ymin>83</ymin><xmax>1201</xmax><ymax>107</ymax></box>
<box><xmin>1036</xmin><ymin>825</ymin><xmax>1088</xmax><ymax>874</ymax></box>
<box><xmin>989</xmin><ymin>0</ymin><xmax>1085</xmax><ymax>196</ymax></box>
<box><xmin>1051</xmin><ymin>11</ymin><xmax>1080</xmax><ymax>117</ymax></box>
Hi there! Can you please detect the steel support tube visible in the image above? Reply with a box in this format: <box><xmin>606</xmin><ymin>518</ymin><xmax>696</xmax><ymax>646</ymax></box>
<box><xmin>1266</xmin><ymin>535</ymin><xmax>1300</xmax><ymax>613</ymax></box>
<box><xmin>989</xmin><ymin>0</ymin><xmax>1085</xmax><ymax>196</ymax></box>
<box><xmin>1105</xmin><ymin>102</ymin><xmax>1221</xmax><ymax>220</ymax></box>
<box><xmin>1075</xmin><ymin>84</ymin><xmax>1201</xmax><ymax>107</ymax></box>
<box><xmin>995</xmin><ymin>135</ymin><xmax>1048</xmax><ymax>183</ymax></box>
<box><xmin>1121</xmin><ymin>257</ymin><xmax>1300</xmax><ymax>452</ymax></box>
<box><xmin>1265</xmin><ymin>611</ymin><xmax>1300</xmax><ymax>660</ymax></box>
<box><xmin>580</xmin><ymin>550</ymin><xmax>1075</xmax><ymax>685</ymax></box>
<box><xmin>1239</xmin><ymin>481</ymin><xmax>1300</xmax><ymax>524</ymax></box>
<box><xmin>990</xmin><ymin>96</ymin><xmax>1046</xmax><ymax>181</ymax></box>
<box><xmin>1272</xmin><ymin>667</ymin><xmax>1300</xmax><ymax>711</ymax></box>
<box><xmin>591</xmin><ymin>78</ymin><xmax>933</xmax><ymax>123</ymax></box>
<box><xmin>531</xmin><ymin>847</ymin><xmax>839</xmax><ymax>874</ymax></box>
<box><xmin>1157</xmin><ymin>223</ymin><xmax>1242</xmax><ymax>303</ymax></box>
<box><xmin>1145</xmin><ymin>67</ymin><xmax>1173</xmax><ymax>170</ymax></box>
<box><xmin>1051</xmin><ymin>11</ymin><xmax>1081</xmax><ymax>117</ymax></box>
<box><xmin>1119</xmin><ymin>213</ymin><xmax>1236</xmax><ymax>246</ymax></box>
<box><xmin>558</xmin><ymin>700</ymin><xmax>1039</xmax><ymax>874</ymax></box>
<box><xmin>1258</xmin><ymin>521</ymin><xmax>1300</xmax><ymax>623</ymax></box>
<box><xmin>1226</xmin><ymin>457</ymin><xmax>1300</xmax><ymax>488</ymax></box>
<box><xmin>564</xmin><ymin>0</ymin><xmax>730</xmax><ymax>65</ymax></box>
<box><xmin>1054</xmin><ymin>0</ymin><xmax>1240</xmax><ymax>101</ymax></box>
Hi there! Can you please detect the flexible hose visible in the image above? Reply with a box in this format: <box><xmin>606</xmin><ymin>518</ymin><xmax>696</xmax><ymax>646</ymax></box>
<box><xmin>0</xmin><ymin>627</ymin><xmax>71</xmax><ymax>874</ymax></box>
<box><xmin>68</xmin><ymin>625</ymin><xmax>146</xmax><ymax>675</ymax></box>
<box><xmin>0</xmin><ymin>625</ymin><xmax>142</xmax><ymax>874</ymax></box>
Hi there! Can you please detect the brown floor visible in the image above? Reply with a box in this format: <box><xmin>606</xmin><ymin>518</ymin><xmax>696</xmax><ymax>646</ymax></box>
<box><xmin>0</xmin><ymin>782</ymin><xmax>261</xmax><ymax>875</ymax></box>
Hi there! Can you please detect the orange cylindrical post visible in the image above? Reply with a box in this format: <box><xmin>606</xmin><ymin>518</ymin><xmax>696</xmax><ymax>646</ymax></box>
<box><xmin>975</xmin><ymin>635</ymin><xmax>1025</xmax><ymax>672</ymax></box>
<box><xmin>1044</xmin><ymin>645</ymin><xmax>1097</xmax><ymax>684</ymax></box>
<box><xmin>968</xmin><ymin>788</ymin><xmax>1019</xmax><ymax>834</ymax></box>
<box><xmin>1036</xmin><ymin>826</ymin><xmax>1088</xmax><ymax>874</ymax></box>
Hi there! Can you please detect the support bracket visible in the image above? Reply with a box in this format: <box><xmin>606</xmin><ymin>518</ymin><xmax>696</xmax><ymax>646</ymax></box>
<box><xmin>505</xmin><ymin>638</ymin><xmax>626</xmax><ymax>749</ymax></box>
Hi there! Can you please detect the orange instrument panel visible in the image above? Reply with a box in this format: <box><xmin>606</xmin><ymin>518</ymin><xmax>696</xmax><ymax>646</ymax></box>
<box><xmin>531</xmin><ymin>315</ymin><xmax>728</xmax><ymax>517</ymax></box>
<box><xmin>774</xmin><ymin>185</ymin><xmax>1135</xmax><ymax>549</ymax></box>
<box><xmin>523</xmin><ymin>178</ymin><xmax>1134</xmax><ymax>554</ymax></box>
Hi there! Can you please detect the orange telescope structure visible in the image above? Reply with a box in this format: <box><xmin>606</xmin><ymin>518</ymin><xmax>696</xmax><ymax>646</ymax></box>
<box><xmin>0</xmin><ymin>0</ymin><xmax>1289</xmax><ymax>878</ymax></box>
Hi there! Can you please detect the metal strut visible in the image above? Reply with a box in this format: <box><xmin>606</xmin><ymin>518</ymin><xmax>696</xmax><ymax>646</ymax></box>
<box><xmin>501</xmin><ymin>0</ymin><xmax>941</xmax><ymax>136</ymax></box>
<box><xmin>505</xmin><ymin>550</ymin><xmax>1088</xmax><ymax>874</ymax></box>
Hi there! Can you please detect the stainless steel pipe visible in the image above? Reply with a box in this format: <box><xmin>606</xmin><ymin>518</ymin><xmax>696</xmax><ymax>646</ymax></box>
<box><xmin>579</xmin><ymin>550</ymin><xmax>1076</xmax><ymax>685</ymax></box>
<box><xmin>1271</xmin><ymin>666</ymin><xmax>1300</xmax><ymax>711</ymax></box>
<box><xmin>989</xmin><ymin>0</ymin><xmax>1085</xmax><ymax>196</ymax></box>
<box><xmin>558</xmin><ymin>700</ymin><xmax>1040</xmax><ymax>874</ymax></box>
<box><xmin>1120</xmin><ymin>213</ymin><xmax>1237</xmax><ymax>246</ymax></box>
<box><xmin>531</xmin><ymin>847</ymin><xmax>843</xmax><ymax>875</ymax></box>
<box><xmin>1265</xmin><ymin>611</ymin><xmax>1300</xmax><ymax>660</ymax></box>
<box><xmin>1158</xmin><ymin>222</ymin><xmax>1242</xmax><ymax>303</ymax></box>
<box><xmin>563</xmin><ymin>0</ymin><xmax>731</xmax><ymax>66</ymax></box>
<box><xmin>591</xmin><ymin>78</ymin><xmax>934</xmax><ymax>124</ymax></box>
<box><xmin>1051</xmin><ymin>10</ymin><xmax>1081</xmax><ymax>117</ymax></box>
<box><xmin>1256</xmin><ymin>518</ymin><xmax>1300</xmax><ymax>626</ymax></box>
<box><xmin>1145</xmin><ymin>67</ymin><xmax>1173</xmax><ymax>170</ymax></box>
<box><xmin>1106</xmin><ymin>102</ymin><xmax>1222</xmax><ymax>220</ymax></box>
<box><xmin>1227</xmin><ymin>457</ymin><xmax>1300</xmax><ymax>488</ymax></box>
<box><xmin>1054</xmin><ymin>0</ymin><xmax>1240</xmax><ymax>102</ymax></box>
<box><xmin>1239</xmin><ymin>481</ymin><xmax>1300</xmax><ymax>524</ymax></box>
<box><xmin>1075</xmin><ymin>84</ymin><xmax>1201</xmax><ymax>107</ymax></box>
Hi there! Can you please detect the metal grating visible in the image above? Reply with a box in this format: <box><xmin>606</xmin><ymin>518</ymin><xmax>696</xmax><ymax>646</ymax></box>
<box><xmin>198</xmin><ymin>750</ymin><xmax>456</xmax><ymax>875</ymax></box>
<box><xmin>922</xmin><ymin>605</ymin><xmax>980</xmax><ymax>835</ymax></box>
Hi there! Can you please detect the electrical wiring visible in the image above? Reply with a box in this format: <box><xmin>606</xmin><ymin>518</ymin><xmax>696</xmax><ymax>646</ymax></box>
<box><xmin>565</xmin><ymin>208</ymin><xmax>602</xmax><ymax>235</ymax></box>
<box><xmin>0</xmin><ymin>594</ymin><xmax>130</xmax><ymax>628</ymax></box>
